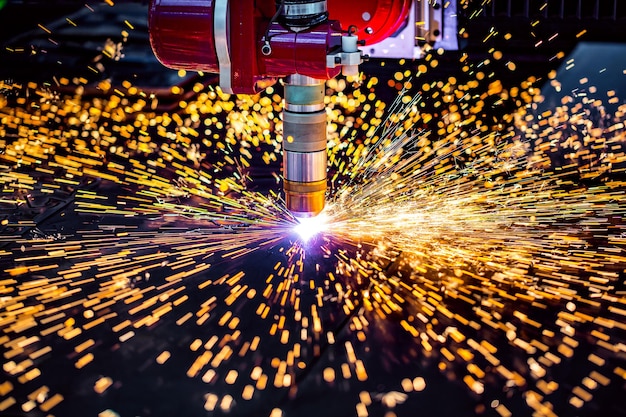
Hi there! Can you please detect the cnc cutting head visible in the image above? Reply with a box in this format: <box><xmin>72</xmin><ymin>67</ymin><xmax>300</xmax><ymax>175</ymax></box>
<box><xmin>148</xmin><ymin>0</ymin><xmax>364</xmax><ymax>219</ymax></box>
<box><xmin>282</xmin><ymin>74</ymin><xmax>328</xmax><ymax>218</ymax></box>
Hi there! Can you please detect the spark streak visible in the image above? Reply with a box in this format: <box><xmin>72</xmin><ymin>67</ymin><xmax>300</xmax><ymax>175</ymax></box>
<box><xmin>0</xmin><ymin>3</ymin><xmax>625</xmax><ymax>416</ymax></box>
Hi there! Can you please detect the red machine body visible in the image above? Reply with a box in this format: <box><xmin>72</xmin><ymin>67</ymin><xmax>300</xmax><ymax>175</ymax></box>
<box><xmin>327</xmin><ymin>0</ymin><xmax>412</xmax><ymax>45</ymax></box>
<box><xmin>260</xmin><ymin>21</ymin><xmax>343</xmax><ymax>80</ymax></box>
<box><xmin>148</xmin><ymin>1</ymin><xmax>220</xmax><ymax>74</ymax></box>
<box><xmin>149</xmin><ymin>0</ymin><xmax>410</xmax><ymax>93</ymax></box>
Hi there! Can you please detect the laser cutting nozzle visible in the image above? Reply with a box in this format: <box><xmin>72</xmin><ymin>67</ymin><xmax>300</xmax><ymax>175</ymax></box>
<box><xmin>285</xmin><ymin>179</ymin><xmax>326</xmax><ymax>218</ymax></box>
<box><xmin>282</xmin><ymin>74</ymin><xmax>327</xmax><ymax>218</ymax></box>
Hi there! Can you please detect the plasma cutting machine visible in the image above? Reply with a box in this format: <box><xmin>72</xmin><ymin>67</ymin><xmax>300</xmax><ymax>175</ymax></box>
<box><xmin>148</xmin><ymin>0</ymin><xmax>457</xmax><ymax>218</ymax></box>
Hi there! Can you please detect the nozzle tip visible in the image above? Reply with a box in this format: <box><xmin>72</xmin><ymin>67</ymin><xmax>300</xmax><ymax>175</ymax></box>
<box><xmin>284</xmin><ymin>179</ymin><xmax>326</xmax><ymax>219</ymax></box>
<box><xmin>291</xmin><ymin>209</ymin><xmax>323</xmax><ymax>219</ymax></box>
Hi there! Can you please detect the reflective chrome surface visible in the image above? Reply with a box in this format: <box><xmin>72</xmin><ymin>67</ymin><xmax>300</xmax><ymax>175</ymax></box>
<box><xmin>283</xmin><ymin>1</ymin><xmax>327</xmax><ymax>17</ymax></box>
<box><xmin>284</xmin><ymin>150</ymin><xmax>327</xmax><ymax>183</ymax></box>
<box><xmin>286</xmin><ymin>74</ymin><xmax>324</xmax><ymax>86</ymax></box>
<box><xmin>214</xmin><ymin>0</ymin><xmax>232</xmax><ymax>93</ymax></box>
<box><xmin>284</xmin><ymin>103</ymin><xmax>325</xmax><ymax>113</ymax></box>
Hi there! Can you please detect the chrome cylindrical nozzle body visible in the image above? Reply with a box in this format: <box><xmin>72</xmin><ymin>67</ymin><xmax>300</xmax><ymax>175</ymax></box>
<box><xmin>275</xmin><ymin>0</ymin><xmax>329</xmax><ymax>32</ymax></box>
<box><xmin>283</xmin><ymin>74</ymin><xmax>327</xmax><ymax>218</ymax></box>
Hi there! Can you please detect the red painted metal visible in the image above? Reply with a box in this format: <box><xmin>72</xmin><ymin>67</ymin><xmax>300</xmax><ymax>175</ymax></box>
<box><xmin>327</xmin><ymin>0</ymin><xmax>412</xmax><ymax>45</ymax></box>
<box><xmin>149</xmin><ymin>0</ymin><xmax>219</xmax><ymax>73</ymax></box>
<box><xmin>149</xmin><ymin>0</ymin><xmax>360</xmax><ymax>93</ymax></box>
<box><xmin>230</xmin><ymin>0</ymin><xmax>277</xmax><ymax>93</ymax></box>
<box><xmin>294</xmin><ymin>20</ymin><xmax>343</xmax><ymax>79</ymax></box>
<box><xmin>261</xmin><ymin>21</ymin><xmax>342</xmax><ymax>80</ymax></box>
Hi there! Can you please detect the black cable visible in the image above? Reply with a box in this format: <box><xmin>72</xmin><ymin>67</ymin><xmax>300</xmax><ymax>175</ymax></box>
<box><xmin>261</xmin><ymin>0</ymin><xmax>284</xmax><ymax>55</ymax></box>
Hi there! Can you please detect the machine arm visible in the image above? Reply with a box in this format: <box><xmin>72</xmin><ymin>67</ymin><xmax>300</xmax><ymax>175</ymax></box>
<box><xmin>148</xmin><ymin>0</ymin><xmax>437</xmax><ymax>217</ymax></box>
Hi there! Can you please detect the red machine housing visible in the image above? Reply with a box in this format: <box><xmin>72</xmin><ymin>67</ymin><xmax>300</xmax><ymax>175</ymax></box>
<box><xmin>148</xmin><ymin>0</ymin><xmax>219</xmax><ymax>74</ymax></box>
<box><xmin>149</xmin><ymin>0</ymin><xmax>411</xmax><ymax>93</ymax></box>
<box><xmin>327</xmin><ymin>0</ymin><xmax>412</xmax><ymax>45</ymax></box>
<box><xmin>150</xmin><ymin>0</ymin><xmax>343</xmax><ymax>93</ymax></box>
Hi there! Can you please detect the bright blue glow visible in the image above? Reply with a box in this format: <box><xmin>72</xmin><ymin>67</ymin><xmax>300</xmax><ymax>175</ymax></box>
<box><xmin>293</xmin><ymin>212</ymin><xmax>328</xmax><ymax>241</ymax></box>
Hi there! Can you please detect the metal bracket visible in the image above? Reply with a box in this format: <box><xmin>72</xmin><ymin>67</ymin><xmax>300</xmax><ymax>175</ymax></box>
<box><xmin>214</xmin><ymin>0</ymin><xmax>233</xmax><ymax>93</ymax></box>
